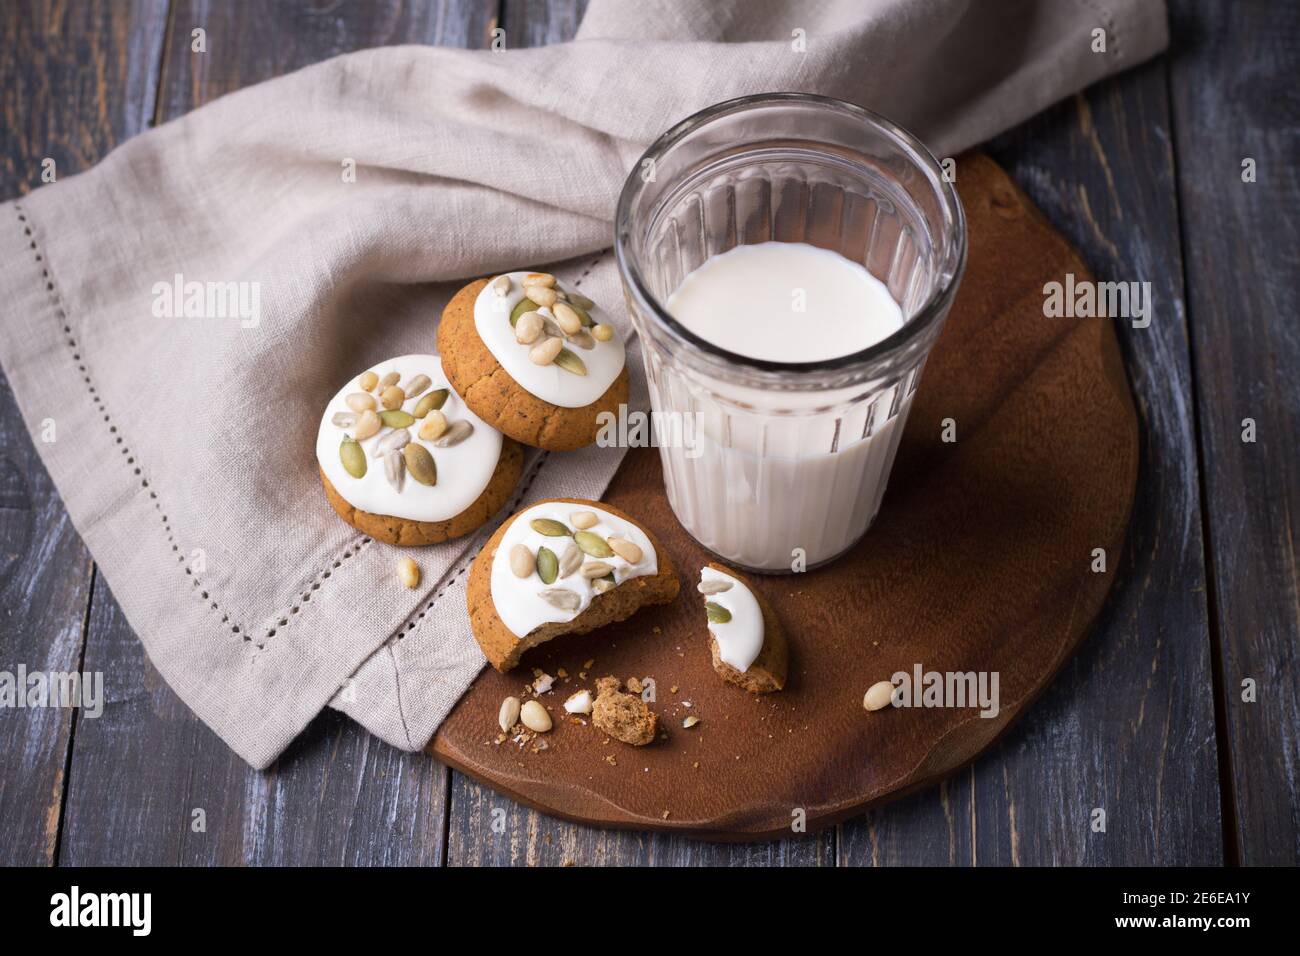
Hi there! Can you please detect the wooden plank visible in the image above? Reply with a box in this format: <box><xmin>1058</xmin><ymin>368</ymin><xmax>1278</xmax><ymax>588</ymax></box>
<box><xmin>1168</xmin><ymin>0</ymin><xmax>1300</xmax><ymax>865</ymax></box>
<box><xmin>0</xmin><ymin>0</ymin><xmax>168</xmax><ymax>868</ymax></box>
<box><xmin>840</xmin><ymin>59</ymin><xmax>1224</xmax><ymax>864</ymax></box>
<box><xmin>56</xmin><ymin>0</ymin><xmax>499</xmax><ymax>866</ymax></box>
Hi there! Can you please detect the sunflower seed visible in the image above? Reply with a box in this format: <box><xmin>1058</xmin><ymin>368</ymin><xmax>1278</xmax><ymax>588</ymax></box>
<box><xmin>403</xmin><ymin>443</ymin><xmax>436</xmax><ymax>485</ymax></box>
<box><xmin>607</xmin><ymin>536</ymin><xmax>643</xmax><ymax>564</ymax></box>
<box><xmin>373</xmin><ymin>427</ymin><xmax>410</xmax><ymax>458</ymax></box>
<box><xmin>433</xmin><ymin>419</ymin><xmax>473</xmax><ymax>447</ymax></box>
<box><xmin>536</xmin><ymin>547</ymin><xmax>558</xmax><ymax>585</ymax></box>
<box><xmin>339</xmin><ymin>437</ymin><xmax>366</xmax><ymax>478</ymax></box>
<box><xmin>530</xmin><ymin>336</ymin><xmax>562</xmax><ymax>366</ymax></box>
<box><xmin>705</xmin><ymin>602</ymin><xmax>731</xmax><ymax>624</ymax></box>
<box><xmin>574</xmin><ymin>530</ymin><xmax>613</xmax><ymax>557</ymax></box>
<box><xmin>383</xmin><ymin>448</ymin><xmax>405</xmax><ymax>491</ymax></box>
<box><xmin>418</xmin><ymin>410</ymin><xmax>448</xmax><ymax>441</ymax></box>
<box><xmin>553</xmin><ymin>302</ymin><xmax>583</xmax><ymax>335</ymax></box>
<box><xmin>569</xmin><ymin>511</ymin><xmax>598</xmax><ymax>530</ymax></box>
<box><xmin>514</xmin><ymin>311</ymin><xmax>544</xmax><ymax>344</ymax></box>
<box><xmin>530</xmin><ymin>518</ymin><xmax>570</xmax><ymax>537</ymax></box>
<box><xmin>581</xmin><ymin>561</ymin><xmax>614</xmax><ymax>579</ymax></box>
<box><xmin>346</xmin><ymin>392</ymin><xmax>377</xmax><ymax>413</ymax></box>
<box><xmin>697</xmin><ymin>579</ymin><xmax>734</xmax><ymax>595</ymax></box>
<box><xmin>490</xmin><ymin>275</ymin><xmax>511</xmax><ymax>297</ymax></box>
<box><xmin>499</xmin><ymin>695</ymin><xmax>521</xmax><ymax>732</ymax></box>
<box><xmin>566</xmin><ymin>329</ymin><xmax>596</xmax><ymax>350</ymax></box>
<box><xmin>591</xmin><ymin>575</ymin><xmax>616</xmax><ymax>595</ymax></box>
<box><xmin>358</xmin><ymin>370</ymin><xmax>379</xmax><ymax>392</ymax></box>
<box><xmin>380</xmin><ymin>385</ymin><xmax>405</xmax><ymax>410</ymax></box>
<box><xmin>331</xmin><ymin>411</ymin><xmax>357</xmax><ymax>428</ymax></box>
<box><xmin>352</xmin><ymin>409</ymin><xmax>381</xmax><ymax>441</ymax></box>
<box><xmin>592</xmin><ymin>323</ymin><xmax>615</xmax><ymax>342</ymax></box>
<box><xmin>558</xmin><ymin>543</ymin><xmax>582</xmax><ymax>578</ymax></box>
<box><xmin>509</xmin><ymin>544</ymin><xmax>535</xmax><ymax>578</ymax></box>
<box><xmin>538</xmin><ymin>588</ymin><xmax>581</xmax><ymax>612</ymax></box>
<box><xmin>403</xmin><ymin>374</ymin><xmax>431</xmax><ymax>400</ymax></box>
<box><xmin>554</xmin><ymin>348</ymin><xmax>587</xmax><ymax>376</ymax></box>
<box><xmin>379</xmin><ymin>409</ymin><xmax>415</xmax><ymax>429</ymax></box>
<box><xmin>520</xmin><ymin>699</ymin><xmax>552</xmax><ymax>732</ymax></box>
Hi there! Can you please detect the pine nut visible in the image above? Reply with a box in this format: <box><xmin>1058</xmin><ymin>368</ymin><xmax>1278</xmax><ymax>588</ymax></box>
<box><xmin>509</xmin><ymin>543</ymin><xmax>535</xmax><ymax>578</ymax></box>
<box><xmin>499</xmin><ymin>695</ymin><xmax>521</xmax><ymax>732</ymax></box>
<box><xmin>418</xmin><ymin>410</ymin><xmax>448</xmax><ymax>442</ymax></box>
<box><xmin>523</xmin><ymin>272</ymin><xmax>555</xmax><ymax>288</ymax></box>
<box><xmin>530</xmin><ymin>337</ymin><xmax>563</xmax><ymax>366</ymax></box>
<box><xmin>380</xmin><ymin>385</ymin><xmax>405</xmax><ymax>410</ymax></box>
<box><xmin>864</xmin><ymin>680</ymin><xmax>896</xmax><ymax>712</ymax></box>
<box><xmin>520</xmin><ymin>700</ymin><xmax>552</xmax><ymax>732</ymax></box>
<box><xmin>358</xmin><ymin>370</ymin><xmax>379</xmax><ymax>392</ymax></box>
<box><xmin>592</xmin><ymin>324</ymin><xmax>615</xmax><ymax>342</ymax></box>
<box><xmin>581</xmin><ymin>561</ymin><xmax>614</xmax><ymax>579</ymax></box>
<box><xmin>515</xmin><ymin>311</ymin><xmax>544</xmax><ymax>344</ymax></box>
<box><xmin>346</xmin><ymin>392</ymin><xmax>377</xmax><ymax>413</ymax></box>
<box><xmin>525</xmin><ymin>284</ymin><xmax>558</xmax><ymax>308</ymax></box>
<box><xmin>397</xmin><ymin>558</ymin><xmax>420</xmax><ymax>589</ymax></box>
<box><xmin>553</xmin><ymin>302</ymin><xmax>582</xmax><ymax>335</ymax></box>
<box><xmin>607</xmin><ymin>536</ymin><xmax>643</xmax><ymax>564</ymax></box>
<box><xmin>352</xmin><ymin>409</ymin><xmax>381</xmax><ymax>441</ymax></box>
<box><xmin>570</xmin><ymin>511</ymin><xmax>598</xmax><ymax>530</ymax></box>
<box><xmin>490</xmin><ymin>274</ymin><xmax>511</xmax><ymax>296</ymax></box>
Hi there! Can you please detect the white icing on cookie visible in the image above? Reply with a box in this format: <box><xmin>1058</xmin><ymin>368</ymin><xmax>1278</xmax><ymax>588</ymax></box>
<box><xmin>473</xmin><ymin>272</ymin><xmax>625</xmax><ymax>409</ymax></box>
<box><xmin>490</xmin><ymin>503</ymin><xmax>658</xmax><ymax>639</ymax></box>
<box><xmin>700</xmin><ymin>567</ymin><xmax>764</xmax><ymax>673</ymax></box>
<box><xmin>316</xmin><ymin>354</ymin><xmax>503</xmax><ymax>522</ymax></box>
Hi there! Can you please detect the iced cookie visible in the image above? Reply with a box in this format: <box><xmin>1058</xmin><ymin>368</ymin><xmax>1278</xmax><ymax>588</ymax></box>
<box><xmin>699</xmin><ymin>563</ymin><xmax>788</xmax><ymax>693</ymax></box>
<box><xmin>316</xmin><ymin>355</ymin><xmax>522</xmax><ymax>546</ymax></box>
<box><xmin>468</xmin><ymin>498</ymin><xmax>679</xmax><ymax>672</ymax></box>
<box><xmin>438</xmin><ymin>272</ymin><xmax>629</xmax><ymax>451</ymax></box>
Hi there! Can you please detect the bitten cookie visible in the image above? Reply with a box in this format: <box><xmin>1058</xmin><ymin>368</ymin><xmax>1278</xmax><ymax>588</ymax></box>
<box><xmin>438</xmin><ymin>273</ymin><xmax>630</xmax><ymax>451</ymax></box>
<box><xmin>316</xmin><ymin>354</ymin><xmax>522</xmax><ymax>546</ymax></box>
<box><xmin>468</xmin><ymin>498</ymin><xmax>679</xmax><ymax>672</ymax></box>
<box><xmin>699</xmin><ymin>563</ymin><xmax>788</xmax><ymax>693</ymax></box>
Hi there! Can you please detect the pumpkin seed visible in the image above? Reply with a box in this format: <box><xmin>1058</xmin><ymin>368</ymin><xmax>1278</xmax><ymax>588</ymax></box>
<box><xmin>574</xmin><ymin>530</ymin><xmax>613</xmax><ymax>558</ymax></box>
<box><xmin>567</xmin><ymin>302</ymin><xmax>593</xmax><ymax>327</ymax></box>
<box><xmin>339</xmin><ymin>437</ymin><xmax>366</xmax><ymax>478</ymax></box>
<box><xmin>490</xmin><ymin>275</ymin><xmax>511</xmax><ymax>297</ymax></box>
<box><xmin>530</xmin><ymin>518</ymin><xmax>570</xmax><ymax>537</ymax></box>
<box><xmin>581</xmin><ymin>560</ymin><xmax>614</xmax><ymax>579</ymax></box>
<box><xmin>530</xmin><ymin>336</ymin><xmax>563</xmax><ymax>366</ymax></box>
<box><xmin>418</xmin><ymin>410</ymin><xmax>448</xmax><ymax>441</ymax></box>
<box><xmin>432</xmin><ymin>419</ymin><xmax>473</xmax><ymax>447</ymax></box>
<box><xmin>352</xmin><ymin>409</ymin><xmax>381</xmax><ymax>441</ymax></box>
<box><xmin>538</xmin><ymin>588</ymin><xmax>581</xmax><ymax>612</ymax></box>
<box><xmin>383</xmin><ymin>448</ymin><xmax>405</xmax><ymax>491</ymax></box>
<box><xmin>372</xmin><ymin>427</ymin><xmax>410</xmax><ymax>458</ymax></box>
<box><xmin>380</xmin><ymin>385</ymin><xmax>405</xmax><ymax>410</ymax></box>
<box><xmin>423</xmin><ymin>388</ymin><xmax>449</xmax><ymax>411</ymax></box>
<box><xmin>510</xmin><ymin>298</ymin><xmax>539</xmax><ymax>326</ymax></box>
<box><xmin>567</xmin><ymin>329</ymin><xmax>596</xmax><ymax>350</ymax></box>
<box><xmin>403</xmin><ymin>443</ymin><xmax>437</xmax><ymax>485</ymax></box>
<box><xmin>864</xmin><ymin>680</ymin><xmax>896</xmax><ymax>712</ymax></box>
<box><xmin>592</xmin><ymin>323</ymin><xmax>615</xmax><ymax>342</ymax></box>
<box><xmin>520</xmin><ymin>700</ymin><xmax>552</xmax><ymax>732</ymax></box>
<box><xmin>536</xmin><ymin>547</ymin><xmax>558</xmax><ymax>585</ymax></box>
<box><xmin>331</xmin><ymin>411</ymin><xmax>357</xmax><ymax>428</ymax></box>
<box><xmin>514</xmin><ymin>311</ymin><xmax>544</xmax><ymax>344</ymax></box>
<box><xmin>412</xmin><ymin>391</ymin><xmax>436</xmax><ymax>419</ymax></box>
<box><xmin>697</xmin><ymin>579</ymin><xmax>733</xmax><ymax>595</ymax></box>
<box><xmin>569</xmin><ymin>511</ymin><xmax>598</xmax><ymax>530</ymax></box>
<box><xmin>398</xmin><ymin>558</ymin><xmax>420</xmax><ymax>589</ymax></box>
<box><xmin>346</xmin><ymin>392</ymin><xmax>377</xmax><ymax>413</ymax></box>
<box><xmin>607</xmin><ymin>536</ymin><xmax>643</xmax><ymax>564</ymax></box>
<box><xmin>509</xmin><ymin>543</ymin><xmax>535</xmax><ymax>578</ymax></box>
<box><xmin>553</xmin><ymin>302</ymin><xmax>582</xmax><ymax>335</ymax></box>
<box><xmin>591</xmin><ymin>575</ymin><xmax>616</xmax><ymax>595</ymax></box>
<box><xmin>524</xmin><ymin>284</ymin><xmax>558</xmax><ymax>308</ymax></box>
<box><xmin>558</xmin><ymin>542</ymin><xmax>582</xmax><ymax>578</ymax></box>
<box><xmin>379</xmin><ymin>371</ymin><xmax>400</xmax><ymax>389</ymax></box>
<box><xmin>554</xmin><ymin>348</ymin><xmax>587</xmax><ymax>376</ymax></box>
<box><xmin>358</xmin><ymin>370</ymin><xmax>379</xmax><ymax>392</ymax></box>
<box><xmin>403</xmin><ymin>374</ymin><xmax>431</xmax><ymax>400</ymax></box>
<box><xmin>567</xmin><ymin>290</ymin><xmax>594</xmax><ymax>310</ymax></box>
<box><xmin>705</xmin><ymin>602</ymin><xmax>731</xmax><ymax>624</ymax></box>
<box><xmin>499</xmin><ymin>695</ymin><xmax>521</xmax><ymax>732</ymax></box>
<box><xmin>523</xmin><ymin>272</ymin><xmax>555</xmax><ymax>288</ymax></box>
<box><xmin>379</xmin><ymin>409</ymin><xmax>415</xmax><ymax>429</ymax></box>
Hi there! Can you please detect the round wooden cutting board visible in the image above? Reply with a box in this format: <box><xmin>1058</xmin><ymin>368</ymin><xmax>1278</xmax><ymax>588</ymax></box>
<box><xmin>428</xmin><ymin>154</ymin><xmax>1139</xmax><ymax>840</ymax></box>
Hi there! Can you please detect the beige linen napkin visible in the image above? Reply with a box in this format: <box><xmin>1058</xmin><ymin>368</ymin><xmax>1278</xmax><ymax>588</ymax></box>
<box><xmin>0</xmin><ymin>0</ymin><xmax>1167</xmax><ymax>767</ymax></box>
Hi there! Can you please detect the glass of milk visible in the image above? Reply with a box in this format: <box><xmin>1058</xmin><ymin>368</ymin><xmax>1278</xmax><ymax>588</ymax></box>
<box><xmin>615</xmin><ymin>93</ymin><xmax>966</xmax><ymax>573</ymax></box>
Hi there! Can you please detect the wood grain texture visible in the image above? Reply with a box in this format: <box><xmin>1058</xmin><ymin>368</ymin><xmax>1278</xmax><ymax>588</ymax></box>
<box><xmin>1169</xmin><ymin>0</ymin><xmax>1300</xmax><ymax>865</ymax></box>
<box><xmin>434</xmin><ymin>154</ymin><xmax>1139</xmax><ymax>841</ymax></box>
<box><xmin>54</xmin><ymin>0</ymin><xmax>502</xmax><ymax>867</ymax></box>
<box><xmin>840</xmin><ymin>58</ymin><xmax>1225</xmax><ymax>865</ymax></box>
<box><xmin>0</xmin><ymin>0</ymin><xmax>167</xmax><ymax>868</ymax></box>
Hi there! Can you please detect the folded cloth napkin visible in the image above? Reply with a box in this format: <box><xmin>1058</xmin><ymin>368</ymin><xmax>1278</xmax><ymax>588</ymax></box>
<box><xmin>0</xmin><ymin>0</ymin><xmax>1167</xmax><ymax>767</ymax></box>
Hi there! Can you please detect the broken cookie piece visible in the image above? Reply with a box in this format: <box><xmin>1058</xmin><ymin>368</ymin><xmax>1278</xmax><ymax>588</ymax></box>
<box><xmin>591</xmin><ymin>676</ymin><xmax>658</xmax><ymax>746</ymax></box>
<box><xmin>699</xmin><ymin>562</ymin><xmax>788</xmax><ymax>693</ymax></box>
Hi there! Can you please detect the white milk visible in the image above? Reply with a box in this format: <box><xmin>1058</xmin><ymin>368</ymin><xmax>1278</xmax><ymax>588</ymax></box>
<box><xmin>661</xmin><ymin>242</ymin><xmax>911</xmax><ymax>571</ymax></box>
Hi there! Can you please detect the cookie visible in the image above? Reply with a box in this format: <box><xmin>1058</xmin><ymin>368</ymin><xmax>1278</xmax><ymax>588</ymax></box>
<box><xmin>468</xmin><ymin>498</ymin><xmax>679</xmax><ymax>672</ymax></box>
<box><xmin>438</xmin><ymin>273</ymin><xmax>630</xmax><ymax>451</ymax></box>
<box><xmin>699</xmin><ymin>562</ymin><xmax>788</xmax><ymax>693</ymax></box>
<box><xmin>316</xmin><ymin>354</ymin><xmax>522</xmax><ymax>546</ymax></box>
<box><xmin>591</xmin><ymin>676</ymin><xmax>658</xmax><ymax>746</ymax></box>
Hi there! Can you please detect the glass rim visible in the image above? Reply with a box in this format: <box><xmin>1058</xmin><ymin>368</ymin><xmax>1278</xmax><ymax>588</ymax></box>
<box><xmin>614</xmin><ymin>92</ymin><xmax>967</xmax><ymax>380</ymax></box>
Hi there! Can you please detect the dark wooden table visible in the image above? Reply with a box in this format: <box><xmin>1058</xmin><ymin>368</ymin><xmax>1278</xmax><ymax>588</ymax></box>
<box><xmin>1</xmin><ymin>0</ymin><xmax>1295</xmax><ymax>866</ymax></box>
